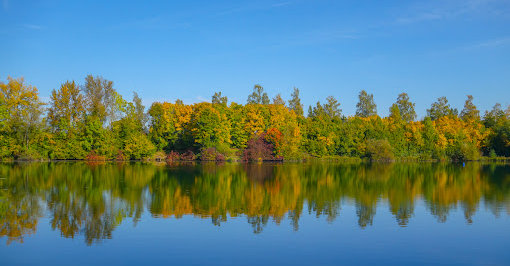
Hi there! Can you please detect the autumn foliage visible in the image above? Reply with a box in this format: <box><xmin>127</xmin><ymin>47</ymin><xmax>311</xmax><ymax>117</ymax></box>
<box><xmin>243</xmin><ymin>133</ymin><xmax>282</xmax><ymax>161</ymax></box>
<box><xmin>85</xmin><ymin>151</ymin><xmax>106</xmax><ymax>161</ymax></box>
<box><xmin>1</xmin><ymin>76</ymin><xmax>510</xmax><ymax>162</ymax></box>
<box><xmin>200</xmin><ymin>147</ymin><xmax>225</xmax><ymax>161</ymax></box>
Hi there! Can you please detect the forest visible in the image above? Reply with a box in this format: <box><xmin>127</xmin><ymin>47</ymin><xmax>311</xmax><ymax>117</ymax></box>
<box><xmin>1</xmin><ymin>75</ymin><xmax>509</xmax><ymax>162</ymax></box>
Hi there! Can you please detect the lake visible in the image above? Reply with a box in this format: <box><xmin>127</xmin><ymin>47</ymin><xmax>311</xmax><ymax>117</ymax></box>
<box><xmin>1</xmin><ymin>162</ymin><xmax>509</xmax><ymax>265</ymax></box>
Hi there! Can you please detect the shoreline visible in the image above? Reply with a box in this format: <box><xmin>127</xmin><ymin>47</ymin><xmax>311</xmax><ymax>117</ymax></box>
<box><xmin>3</xmin><ymin>156</ymin><xmax>510</xmax><ymax>164</ymax></box>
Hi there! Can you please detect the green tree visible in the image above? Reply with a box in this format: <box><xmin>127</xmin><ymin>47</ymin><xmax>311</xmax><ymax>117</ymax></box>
<box><xmin>229</xmin><ymin>102</ymin><xmax>249</xmax><ymax>149</ymax></box>
<box><xmin>395</xmin><ymin>93</ymin><xmax>416</xmax><ymax>122</ymax></box>
<box><xmin>46</xmin><ymin>80</ymin><xmax>87</xmax><ymax>159</ymax></box>
<box><xmin>288</xmin><ymin>87</ymin><xmax>303</xmax><ymax>116</ymax></box>
<box><xmin>389</xmin><ymin>103</ymin><xmax>402</xmax><ymax>121</ymax></box>
<box><xmin>81</xmin><ymin>75</ymin><xmax>127</xmax><ymax>158</ymax></box>
<box><xmin>355</xmin><ymin>90</ymin><xmax>377</xmax><ymax>117</ymax></box>
<box><xmin>132</xmin><ymin>92</ymin><xmax>147</xmax><ymax>130</ymax></box>
<box><xmin>483</xmin><ymin>103</ymin><xmax>505</xmax><ymax>128</ymax></box>
<box><xmin>0</xmin><ymin>83</ymin><xmax>12</xmax><ymax>158</ymax></box>
<box><xmin>460</xmin><ymin>95</ymin><xmax>480</xmax><ymax>122</ymax></box>
<box><xmin>123</xmin><ymin>133</ymin><xmax>156</xmax><ymax>159</ymax></box>
<box><xmin>366</xmin><ymin>139</ymin><xmax>394</xmax><ymax>161</ymax></box>
<box><xmin>189</xmin><ymin>103</ymin><xmax>231</xmax><ymax>149</ymax></box>
<box><xmin>48</xmin><ymin>80</ymin><xmax>85</xmax><ymax>133</ymax></box>
<box><xmin>212</xmin><ymin>91</ymin><xmax>228</xmax><ymax>106</ymax></box>
<box><xmin>309</xmin><ymin>101</ymin><xmax>325</xmax><ymax>118</ymax></box>
<box><xmin>83</xmin><ymin>75</ymin><xmax>117</xmax><ymax>124</ymax></box>
<box><xmin>427</xmin><ymin>96</ymin><xmax>458</xmax><ymax>121</ymax></box>
<box><xmin>272</xmin><ymin>94</ymin><xmax>285</xmax><ymax>105</ymax></box>
<box><xmin>0</xmin><ymin>77</ymin><xmax>44</xmax><ymax>158</ymax></box>
<box><xmin>305</xmin><ymin>100</ymin><xmax>339</xmax><ymax>156</ymax></box>
<box><xmin>247</xmin><ymin>85</ymin><xmax>269</xmax><ymax>105</ymax></box>
<box><xmin>483</xmin><ymin>103</ymin><xmax>510</xmax><ymax>156</ymax></box>
<box><xmin>421</xmin><ymin>117</ymin><xmax>441</xmax><ymax>159</ymax></box>
<box><xmin>111</xmin><ymin>93</ymin><xmax>150</xmax><ymax>156</ymax></box>
<box><xmin>323</xmin><ymin>96</ymin><xmax>341</xmax><ymax>119</ymax></box>
<box><xmin>147</xmin><ymin>102</ymin><xmax>167</xmax><ymax>151</ymax></box>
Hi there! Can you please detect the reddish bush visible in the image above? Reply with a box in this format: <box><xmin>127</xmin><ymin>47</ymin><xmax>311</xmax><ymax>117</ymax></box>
<box><xmin>166</xmin><ymin>151</ymin><xmax>180</xmax><ymax>162</ymax></box>
<box><xmin>200</xmin><ymin>147</ymin><xmax>217</xmax><ymax>161</ymax></box>
<box><xmin>215</xmin><ymin>152</ymin><xmax>225</xmax><ymax>162</ymax></box>
<box><xmin>85</xmin><ymin>150</ymin><xmax>106</xmax><ymax>161</ymax></box>
<box><xmin>115</xmin><ymin>150</ymin><xmax>126</xmax><ymax>161</ymax></box>
<box><xmin>200</xmin><ymin>147</ymin><xmax>226</xmax><ymax>161</ymax></box>
<box><xmin>243</xmin><ymin>133</ymin><xmax>282</xmax><ymax>161</ymax></box>
<box><xmin>180</xmin><ymin>150</ymin><xmax>196</xmax><ymax>161</ymax></box>
<box><xmin>265</xmin><ymin>128</ymin><xmax>283</xmax><ymax>155</ymax></box>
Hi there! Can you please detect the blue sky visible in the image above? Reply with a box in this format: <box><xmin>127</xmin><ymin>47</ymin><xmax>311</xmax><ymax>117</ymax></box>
<box><xmin>1</xmin><ymin>0</ymin><xmax>510</xmax><ymax>117</ymax></box>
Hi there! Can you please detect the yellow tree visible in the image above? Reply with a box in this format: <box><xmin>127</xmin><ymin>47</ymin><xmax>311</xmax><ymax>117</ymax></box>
<box><xmin>0</xmin><ymin>77</ymin><xmax>44</xmax><ymax>157</ymax></box>
<box><xmin>244</xmin><ymin>104</ymin><xmax>266</xmax><ymax>137</ymax></box>
<box><xmin>148</xmin><ymin>100</ymin><xmax>193</xmax><ymax>151</ymax></box>
<box><xmin>48</xmin><ymin>80</ymin><xmax>85</xmax><ymax>133</ymax></box>
<box><xmin>267</xmin><ymin>104</ymin><xmax>301</xmax><ymax>157</ymax></box>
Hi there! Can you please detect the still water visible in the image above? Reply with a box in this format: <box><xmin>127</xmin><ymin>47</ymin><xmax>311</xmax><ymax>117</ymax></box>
<box><xmin>1</xmin><ymin>162</ymin><xmax>509</xmax><ymax>265</ymax></box>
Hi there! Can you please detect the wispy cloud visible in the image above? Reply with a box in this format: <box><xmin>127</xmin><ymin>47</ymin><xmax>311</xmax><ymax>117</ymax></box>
<box><xmin>463</xmin><ymin>37</ymin><xmax>510</xmax><ymax>50</ymax></box>
<box><xmin>196</xmin><ymin>95</ymin><xmax>209</xmax><ymax>102</ymax></box>
<box><xmin>395</xmin><ymin>0</ymin><xmax>510</xmax><ymax>24</ymax></box>
<box><xmin>419</xmin><ymin>36</ymin><xmax>510</xmax><ymax>57</ymax></box>
<box><xmin>235</xmin><ymin>28</ymin><xmax>360</xmax><ymax>53</ymax></box>
<box><xmin>108</xmin><ymin>16</ymin><xmax>191</xmax><ymax>31</ymax></box>
<box><xmin>23</xmin><ymin>24</ymin><xmax>45</xmax><ymax>30</ymax></box>
<box><xmin>282</xmin><ymin>28</ymin><xmax>360</xmax><ymax>47</ymax></box>
<box><xmin>396</xmin><ymin>12</ymin><xmax>443</xmax><ymax>24</ymax></box>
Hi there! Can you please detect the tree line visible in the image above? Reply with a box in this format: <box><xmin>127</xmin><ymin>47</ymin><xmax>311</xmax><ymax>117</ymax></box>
<box><xmin>1</xmin><ymin>75</ymin><xmax>509</xmax><ymax>161</ymax></box>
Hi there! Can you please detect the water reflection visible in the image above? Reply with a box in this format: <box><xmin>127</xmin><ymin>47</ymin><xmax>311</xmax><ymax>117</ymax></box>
<box><xmin>1</xmin><ymin>162</ymin><xmax>509</xmax><ymax>245</ymax></box>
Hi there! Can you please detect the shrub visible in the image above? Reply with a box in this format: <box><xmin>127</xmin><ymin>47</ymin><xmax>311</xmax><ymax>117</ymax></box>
<box><xmin>200</xmin><ymin>147</ymin><xmax>217</xmax><ymax>161</ymax></box>
<box><xmin>215</xmin><ymin>142</ymin><xmax>236</xmax><ymax>158</ymax></box>
<box><xmin>365</xmin><ymin>139</ymin><xmax>394</xmax><ymax>162</ymax></box>
<box><xmin>200</xmin><ymin>147</ymin><xmax>226</xmax><ymax>161</ymax></box>
<box><xmin>16</xmin><ymin>149</ymin><xmax>46</xmax><ymax>161</ymax></box>
<box><xmin>216</xmin><ymin>152</ymin><xmax>225</xmax><ymax>161</ymax></box>
<box><xmin>152</xmin><ymin>151</ymin><xmax>166</xmax><ymax>161</ymax></box>
<box><xmin>489</xmin><ymin>149</ymin><xmax>497</xmax><ymax>159</ymax></box>
<box><xmin>243</xmin><ymin>133</ymin><xmax>282</xmax><ymax>161</ymax></box>
<box><xmin>115</xmin><ymin>150</ymin><xmax>126</xmax><ymax>161</ymax></box>
<box><xmin>180</xmin><ymin>150</ymin><xmax>196</xmax><ymax>161</ymax></box>
<box><xmin>123</xmin><ymin>133</ymin><xmax>156</xmax><ymax>159</ymax></box>
<box><xmin>448</xmin><ymin>142</ymin><xmax>480</xmax><ymax>161</ymax></box>
<box><xmin>85</xmin><ymin>150</ymin><xmax>106</xmax><ymax>161</ymax></box>
<box><xmin>166</xmin><ymin>151</ymin><xmax>180</xmax><ymax>162</ymax></box>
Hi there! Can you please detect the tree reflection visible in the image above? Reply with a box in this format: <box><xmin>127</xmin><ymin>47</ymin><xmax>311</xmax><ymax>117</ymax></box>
<box><xmin>356</xmin><ymin>202</ymin><xmax>376</xmax><ymax>228</ymax></box>
<box><xmin>0</xmin><ymin>193</ymin><xmax>41</xmax><ymax>244</ymax></box>
<box><xmin>0</xmin><ymin>162</ymin><xmax>509</xmax><ymax>245</ymax></box>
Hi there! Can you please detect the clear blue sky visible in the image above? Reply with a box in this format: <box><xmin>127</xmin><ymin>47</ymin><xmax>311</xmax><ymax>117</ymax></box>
<box><xmin>1</xmin><ymin>0</ymin><xmax>510</xmax><ymax>117</ymax></box>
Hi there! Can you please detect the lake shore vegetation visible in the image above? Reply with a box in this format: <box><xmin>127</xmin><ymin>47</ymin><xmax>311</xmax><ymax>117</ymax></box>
<box><xmin>1</xmin><ymin>75</ymin><xmax>509</xmax><ymax>162</ymax></box>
